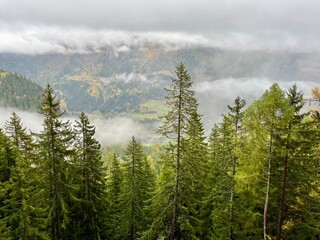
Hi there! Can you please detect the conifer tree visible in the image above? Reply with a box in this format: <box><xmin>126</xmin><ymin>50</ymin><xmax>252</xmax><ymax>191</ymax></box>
<box><xmin>106</xmin><ymin>153</ymin><xmax>123</xmax><ymax>239</ymax></box>
<box><xmin>0</xmin><ymin>128</ymin><xmax>16</xmax><ymax>183</ymax></box>
<box><xmin>0</xmin><ymin>128</ymin><xmax>17</xmax><ymax>239</ymax></box>
<box><xmin>200</xmin><ymin>124</ymin><xmax>220</xmax><ymax>239</ymax></box>
<box><xmin>70</xmin><ymin>112</ymin><xmax>107</xmax><ymax>240</ymax></box>
<box><xmin>2</xmin><ymin>113</ymin><xmax>48</xmax><ymax>239</ymax></box>
<box><xmin>119</xmin><ymin>136</ymin><xmax>154</xmax><ymax>239</ymax></box>
<box><xmin>207</xmin><ymin>115</ymin><xmax>234</xmax><ymax>239</ymax></box>
<box><xmin>182</xmin><ymin>111</ymin><xmax>209</xmax><ymax>238</ymax></box>
<box><xmin>149</xmin><ymin>63</ymin><xmax>199</xmax><ymax>239</ymax></box>
<box><xmin>144</xmin><ymin>144</ymin><xmax>176</xmax><ymax>239</ymax></box>
<box><xmin>275</xmin><ymin>84</ymin><xmax>304</xmax><ymax>239</ymax></box>
<box><xmin>1</xmin><ymin>153</ymin><xmax>48</xmax><ymax>240</ymax></box>
<box><xmin>237</xmin><ymin>84</ymin><xmax>294</xmax><ymax>239</ymax></box>
<box><xmin>284</xmin><ymin>88</ymin><xmax>320</xmax><ymax>239</ymax></box>
<box><xmin>227</xmin><ymin>97</ymin><xmax>246</xmax><ymax>240</ymax></box>
<box><xmin>36</xmin><ymin>84</ymin><xmax>74</xmax><ymax>240</ymax></box>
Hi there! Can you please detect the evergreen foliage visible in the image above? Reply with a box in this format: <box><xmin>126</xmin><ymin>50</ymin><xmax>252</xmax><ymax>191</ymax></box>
<box><xmin>36</xmin><ymin>84</ymin><xmax>75</xmax><ymax>240</ymax></box>
<box><xmin>68</xmin><ymin>112</ymin><xmax>107</xmax><ymax>239</ymax></box>
<box><xmin>0</xmin><ymin>65</ymin><xmax>319</xmax><ymax>240</ymax></box>
<box><xmin>2</xmin><ymin>112</ymin><xmax>48</xmax><ymax>239</ymax></box>
<box><xmin>149</xmin><ymin>63</ymin><xmax>206</xmax><ymax>239</ymax></box>
<box><xmin>118</xmin><ymin>136</ymin><xmax>155</xmax><ymax>239</ymax></box>
<box><xmin>0</xmin><ymin>71</ymin><xmax>42</xmax><ymax>110</ymax></box>
<box><xmin>106</xmin><ymin>154</ymin><xmax>123</xmax><ymax>239</ymax></box>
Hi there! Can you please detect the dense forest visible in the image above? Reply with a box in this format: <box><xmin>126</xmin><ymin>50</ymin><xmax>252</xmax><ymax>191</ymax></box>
<box><xmin>0</xmin><ymin>71</ymin><xmax>43</xmax><ymax>111</ymax></box>
<box><xmin>0</xmin><ymin>63</ymin><xmax>319</xmax><ymax>240</ymax></box>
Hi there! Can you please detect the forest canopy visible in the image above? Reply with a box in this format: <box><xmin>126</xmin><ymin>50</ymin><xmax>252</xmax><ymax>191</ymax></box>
<box><xmin>0</xmin><ymin>64</ymin><xmax>319</xmax><ymax>240</ymax></box>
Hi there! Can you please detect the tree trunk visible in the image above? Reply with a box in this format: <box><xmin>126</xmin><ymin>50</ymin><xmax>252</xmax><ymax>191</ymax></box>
<box><xmin>264</xmin><ymin>126</ymin><xmax>273</xmax><ymax>240</ymax></box>
<box><xmin>169</xmin><ymin>80</ymin><xmax>183</xmax><ymax>240</ymax></box>
<box><xmin>229</xmin><ymin>121</ymin><xmax>238</xmax><ymax>240</ymax></box>
<box><xmin>276</xmin><ymin>125</ymin><xmax>291</xmax><ymax>240</ymax></box>
<box><xmin>130</xmin><ymin>143</ymin><xmax>135</xmax><ymax>240</ymax></box>
<box><xmin>229</xmin><ymin>155</ymin><xmax>236</xmax><ymax>240</ymax></box>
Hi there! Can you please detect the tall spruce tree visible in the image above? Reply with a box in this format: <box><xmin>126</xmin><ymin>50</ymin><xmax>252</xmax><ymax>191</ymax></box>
<box><xmin>227</xmin><ymin>97</ymin><xmax>246</xmax><ymax>240</ymax></box>
<box><xmin>182</xmin><ymin>111</ymin><xmax>209</xmax><ymax>238</ymax></box>
<box><xmin>119</xmin><ymin>136</ymin><xmax>154</xmax><ymax>239</ymax></box>
<box><xmin>0</xmin><ymin>128</ymin><xmax>18</xmax><ymax>239</ymax></box>
<box><xmin>207</xmin><ymin>115</ymin><xmax>234</xmax><ymax>239</ymax></box>
<box><xmin>0</xmin><ymin>153</ymin><xmax>48</xmax><ymax>239</ymax></box>
<box><xmin>70</xmin><ymin>112</ymin><xmax>107</xmax><ymax>240</ymax></box>
<box><xmin>106</xmin><ymin>153</ymin><xmax>123</xmax><ymax>239</ymax></box>
<box><xmin>0</xmin><ymin>128</ymin><xmax>16</xmax><ymax>183</ymax></box>
<box><xmin>205</xmin><ymin>96</ymin><xmax>245</xmax><ymax>240</ymax></box>
<box><xmin>149</xmin><ymin>63</ymin><xmax>198</xmax><ymax>239</ymax></box>
<box><xmin>287</xmin><ymin>91</ymin><xmax>320</xmax><ymax>239</ymax></box>
<box><xmin>2</xmin><ymin>113</ymin><xmax>48</xmax><ymax>239</ymax></box>
<box><xmin>36</xmin><ymin>84</ymin><xmax>74</xmax><ymax>240</ymax></box>
<box><xmin>200</xmin><ymin>124</ymin><xmax>220</xmax><ymax>239</ymax></box>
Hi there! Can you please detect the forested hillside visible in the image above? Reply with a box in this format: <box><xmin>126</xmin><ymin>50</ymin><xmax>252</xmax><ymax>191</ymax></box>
<box><xmin>1</xmin><ymin>47</ymin><xmax>320</xmax><ymax>121</ymax></box>
<box><xmin>0</xmin><ymin>71</ymin><xmax>43</xmax><ymax>110</ymax></box>
<box><xmin>0</xmin><ymin>64</ymin><xmax>319</xmax><ymax>240</ymax></box>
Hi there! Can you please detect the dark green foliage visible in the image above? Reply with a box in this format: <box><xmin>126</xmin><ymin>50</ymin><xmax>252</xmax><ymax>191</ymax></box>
<box><xmin>148</xmin><ymin>63</ymin><xmax>207</xmax><ymax>240</ymax></box>
<box><xmin>118</xmin><ymin>137</ymin><xmax>155</xmax><ymax>239</ymax></box>
<box><xmin>0</xmin><ymin>154</ymin><xmax>48</xmax><ymax>240</ymax></box>
<box><xmin>0</xmin><ymin>129</ymin><xmax>16</xmax><ymax>182</ymax></box>
<box><xmin>69</xmin><ymin>112</ymin><xmax>107</xmax><ymax>240</ymax></box>
<box><xmin>0</xmin><ymin>66</ymin><xmax>319</xmax><ymax>240</ymax></box>
<box><xmin>202</xmin><ymin>97</ymin><xmax>246</xmax><ymax>240</ymax></box>
<box><xmin>206</xmin><ymin>116</ymin><xmax>234</xmax><ymax>239</ymax></box>
<box><xmin>4</xmin><ymin>112</ymin><xmax>38</xmax><ymax>166</ymax></box>
<box><xmin>181</xmin><ymin>111</ymin><xmax>209</xmax><ymax>238</ymax></box>
<box><xmin>279</xmin><ymin>85</ymin><xmax>320</xmax><ymax>239</ymax></box>
<box><xmin>0</xmin><ymin>113</ymin><xmax>48</xmax><ymax>239</ymax></box>
<box><xmin>36</xmin><ymin>84</ymin><xmax>75</xmax><ymax>240</ymax></box>
<box><xmin>0</xmin><ymin>71</ymin><xmax>42</xmax><ymax>110</ymax></box>
<box><xmin>0</xmin><ymin>129</ymin><xmax>17</xmax><ymax>239</ymax></box>
<box><xmin>106</xmin><ymin>154</ymin><xmax>123</xmax><ymax>239</ymax></box>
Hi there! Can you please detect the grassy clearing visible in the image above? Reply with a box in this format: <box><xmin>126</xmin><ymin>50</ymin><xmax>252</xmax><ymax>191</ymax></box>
<box><xmin>132</xmin><ymin>99</ymin><xmax>169</xmax><ymax>121</ymax></box>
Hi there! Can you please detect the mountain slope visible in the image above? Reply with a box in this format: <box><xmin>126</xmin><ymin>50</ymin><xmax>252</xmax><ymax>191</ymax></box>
<box><xmin>0</xmin><ymin>46</ymin><xmax>319</xmax><ymax>119</ymax></box>
<box><xmin>0</xmin><ymin>71</ymin><xmax>43</xmax><ymax>110</ymax></box>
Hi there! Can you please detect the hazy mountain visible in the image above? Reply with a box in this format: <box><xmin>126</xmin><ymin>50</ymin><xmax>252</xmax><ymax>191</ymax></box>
<box><xmin>0</xmin><ymin>46</ymin><xmax>319</xmax><ymax>124</ymax></box>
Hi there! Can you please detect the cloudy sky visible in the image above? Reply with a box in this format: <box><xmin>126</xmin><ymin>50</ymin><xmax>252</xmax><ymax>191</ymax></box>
<box><xmin>0</xmin><ymin>0</ymin><xmax>319</xmax><ymax>139</ymax></box>
<box><xmin>0</xmin><ymin>0</ymin><xmax>320</xmax><ymax>53</ymax></box>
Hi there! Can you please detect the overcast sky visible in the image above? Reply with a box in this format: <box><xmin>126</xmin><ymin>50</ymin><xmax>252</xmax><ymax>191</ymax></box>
<box><xmin>0</xmin><ymin>0</ymin><xmax>319</xmax><ymax>139</ymax></box>
<box><xmin>0</xmin><ymin>0</ymin><xmax>320</xmax><ymax>53</ymax></box>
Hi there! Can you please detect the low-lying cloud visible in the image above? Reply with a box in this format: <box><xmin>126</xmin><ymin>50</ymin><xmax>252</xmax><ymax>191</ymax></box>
<box><xmin>0</xmin><ymin>107</ymin><xmax>44</xmax><ymax>134</ymax></box>
<box><xmin>0</xmin><ymin>107</ymin><xmax>156</xmax><ymax>145</ymax></box>
<box><xmin>1</xmin><ymin>25</ymin><xmax>320</xmax><ymax>55</ymax></box>
<box><xmin>0</xmin><ymin>25</ymin><xmax>212</xmax><ymax>55</ymax></box>
<box><xmin>115</xmin><ymin>73</ymin><xmax>148</xmax><ymax>83</ymax></box>
<box><xmin>91</xmin><ymin>117</ymin><xmax>158</xmax><ymax>145</ymax></box>
<box><xmin>0</xmin><ymin>78</ymin><xmax>317</xmax><ymax>143</ymax></box>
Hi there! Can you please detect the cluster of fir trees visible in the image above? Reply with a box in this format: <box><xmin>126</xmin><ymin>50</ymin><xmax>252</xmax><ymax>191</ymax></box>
<box><xmin>0</xmin><ymin>85</ymin><xmax>155</xmax><ymax>239</ymax></box>
<box><xmin>0</xmin><ymin>71</ymin><xmax>42</xmax><ymax>110</ymax></box>
<box><xmin>1</xmin><ymin>63</ymin><xmax>320</xmax><ymax>240</ymax></box>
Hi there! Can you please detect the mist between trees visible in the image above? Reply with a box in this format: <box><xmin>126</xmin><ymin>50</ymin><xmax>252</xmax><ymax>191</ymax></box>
<box><xmin>0</xmin><ymin>63</ymin><xmax>319</xmax><ymax>240</ymax></box>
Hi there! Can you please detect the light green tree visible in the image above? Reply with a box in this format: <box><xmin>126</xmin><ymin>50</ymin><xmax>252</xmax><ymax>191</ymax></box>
<box><xmin>237</xmin><ymin>84</ymin><xmax>294</xmax><ymax>239</ymax></box>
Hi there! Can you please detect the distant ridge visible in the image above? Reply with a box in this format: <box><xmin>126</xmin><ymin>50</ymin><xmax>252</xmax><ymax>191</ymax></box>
<box><xmin>0</xmin><ymin>46</ymin><xmax>319</xmax><ymax>122</ymax></box>
<box><xmin>0</xmin><ymin>71</ymin><xmax>43</xmax><ymax>111</ymax></box>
